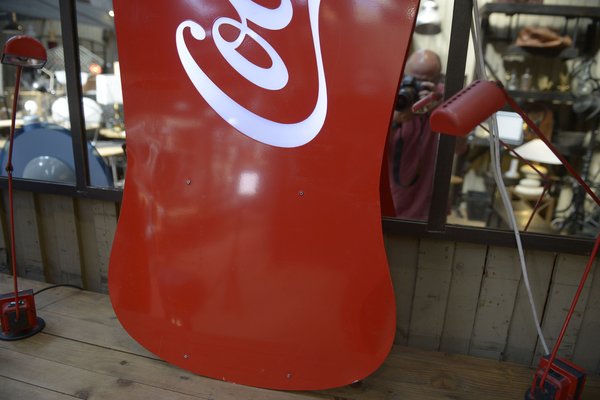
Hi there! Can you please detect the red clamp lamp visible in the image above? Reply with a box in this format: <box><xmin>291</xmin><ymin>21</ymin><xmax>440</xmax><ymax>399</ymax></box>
<box><xmin>431</xmin><ymin>80</ymin><xmax>595</xmax><ymax>400</ymax></box>
<box><xmin>0</xmin><ymin>35</ymin><xmax>47</xmax><ymax>341</ymax></box>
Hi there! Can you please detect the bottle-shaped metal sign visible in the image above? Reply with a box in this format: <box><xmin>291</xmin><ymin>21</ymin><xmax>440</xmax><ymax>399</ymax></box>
<box><xmin>109</xmin><ymin>0</ymin><xmax>418</xmax><ymax>390</ymax></box>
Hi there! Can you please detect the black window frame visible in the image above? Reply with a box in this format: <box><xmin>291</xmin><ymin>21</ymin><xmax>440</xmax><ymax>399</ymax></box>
<box><xmin>385</xmin><ymin>0</ymin><xmax>595</xmax><ymax>256</ymax></box>
<box><xmin>0</xmin><ymin>0</ymin><xmax>594</xmax><ymax>255</ymax></box>
<box><xmin>0</xmin><ymin>0</ymin><xmax>122</xmax><ymax>202</ymax></box>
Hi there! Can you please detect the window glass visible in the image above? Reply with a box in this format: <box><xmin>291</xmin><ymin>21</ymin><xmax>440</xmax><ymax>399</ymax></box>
<box><xmin>446</xmin><ymin>0</ymin><xmax>600</xmax><ymax>239</ymax></box>
<box><xmin>0</xmin><ymin>2</ymin><xmax>124</xmax><ymax>188</ymax></box>
<box><xmin>76</xmin><ymin>1</ymin><xmax>125</xmax><ymax>188</ymax></box>
<box><xmin>383</xmin><ymin>1</ymin><xmax>452</xmax><ymax>222</ymax></box>
<box><xmin>0</xmin><ymin>2</ymin><xmax>78</xmax><ymax>185</ymax></box>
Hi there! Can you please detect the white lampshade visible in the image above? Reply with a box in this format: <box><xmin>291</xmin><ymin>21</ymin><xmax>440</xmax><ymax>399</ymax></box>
<box><xmin>415</xmin><ymin>0</ymin><xmax>442</xmax><ymax>35</ymax></box>
<box><xmin>54</xmin><ymin>70</ymin><xmax>89</xmax><ymax>86</ymax></box>
<box><xmin>513</xmin><ymin>138</ymin><xmax>561</xmax><ymax>165</ymax></box>
<box><xmin>51</xmin><ymin>96</ymin><xmax>103</xmax><ymax>129</ymax></box>
<box><xmin>96</xmin><ymin>73</ymin><xmax>123</xmax><ymax>105</ymax></box>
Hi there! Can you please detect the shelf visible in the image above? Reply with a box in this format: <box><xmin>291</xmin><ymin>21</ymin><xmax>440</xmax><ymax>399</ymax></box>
<box><xmin>481</xmin><ymin>4</ymin><xmax>600</xmax><ymax>19</ymax></box>
<box><xmin>481</xmin><ymin>4</ymin><xmax>598</xmax><ymax>60</ymax></box>
<box><xmin>501</xmin><ymin>44</ymin><xmax>581</xmax><ymax>60</ymax></box>
<box><xmin>507</xmin><ymin>90</ymin><xmax>575</xmax><ymax>104</ymax></box>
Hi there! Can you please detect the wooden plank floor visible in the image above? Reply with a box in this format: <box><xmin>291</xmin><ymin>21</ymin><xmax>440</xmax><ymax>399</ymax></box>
<box><xmin>1</xmin><ymin>274</ymin><xmax>599</xmax><ymax>400</ymax></box>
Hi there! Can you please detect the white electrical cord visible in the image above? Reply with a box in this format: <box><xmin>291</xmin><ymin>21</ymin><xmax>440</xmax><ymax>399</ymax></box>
<box><xmin>470</xmin><ymin>0</ymin><xmax>550</xmax><ymax>355</ymax></box>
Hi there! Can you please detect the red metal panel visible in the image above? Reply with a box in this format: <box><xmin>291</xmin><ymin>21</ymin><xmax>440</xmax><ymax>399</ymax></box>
<box><xmin>109</xmin><ymin>0</ymin><xmax>418</xmax><ymax>390</ymax></box>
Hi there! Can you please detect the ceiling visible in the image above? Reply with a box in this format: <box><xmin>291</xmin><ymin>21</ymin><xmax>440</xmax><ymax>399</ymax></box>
<box><xmin>0</xmin><ymin>0</ymin><xmax>114</xmax><ymax>30</ymax></box>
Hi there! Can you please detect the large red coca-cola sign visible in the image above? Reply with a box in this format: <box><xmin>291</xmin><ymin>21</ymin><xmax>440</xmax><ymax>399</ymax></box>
<box><xmin>109</xmin><ymin>0</ymin><xmax>418</xmax><ymax>390</ymax></box>
<box><xmin>175</xmin><ymin>0</ymin><xmax>328</xmax><ymax>148</ymax></box>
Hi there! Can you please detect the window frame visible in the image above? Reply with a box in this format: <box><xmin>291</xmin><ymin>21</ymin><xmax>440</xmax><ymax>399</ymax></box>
<box><xmin>0</xmin><ymin>0</ymin><xmax>594</xmax><ymax>254</ymax></box>
<box><xmin>0</xmin><ymin>0</ymin><xmax>122</xmax><ymax>202</ymax></box>
<box><xmin>384</xmin><ymin>0</ymin><xmax>596</xmax><ymax>256</ymax></box>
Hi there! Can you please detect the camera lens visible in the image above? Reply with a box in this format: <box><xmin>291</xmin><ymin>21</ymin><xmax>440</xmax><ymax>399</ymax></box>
<box><xmin>396</xmin><ymin>86</ymin><xmax>418</xmax><ymax>110</ymax></box>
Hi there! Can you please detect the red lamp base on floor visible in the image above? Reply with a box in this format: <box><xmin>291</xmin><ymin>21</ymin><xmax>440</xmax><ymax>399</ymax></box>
<box><xmin>0</xmin><ymin>35</ymin><xmax>48</xmax><ymax>343</ymax></box>
<box><xmin>525</xmin><ymin>356</ymin><xmax>586</xmax><ymax>400</ymax></box>
<box><xmin>0</xmin><ymin>289</ymin><xmax>45</xmax><ymax>341</ymax></box>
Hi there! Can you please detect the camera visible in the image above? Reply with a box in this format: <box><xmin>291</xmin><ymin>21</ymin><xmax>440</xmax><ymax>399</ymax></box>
<box><xmin>396</xmin><ymin>75</ymin><xmax>426</xmax><ymax>111</ymax></box>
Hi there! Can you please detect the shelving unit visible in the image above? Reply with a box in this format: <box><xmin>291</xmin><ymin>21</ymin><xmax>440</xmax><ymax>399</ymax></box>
<box><xmin>462</xmin><ymin>3</ymin><xmax>600</xmax><ymax>236</ymax></box>
<box><xmin>507</xmin><ymin>89</ymin><xmax>575</xmax><ymax>104</ymax></box>
<box><xmin>481</xmin><ymin>2</ymin><xmax>600</xmax><ymax>125</ymax></box>
<box><xmin>481</xmin><ymin>3</ymin><xmax>600</xmax><ymax>19</ymax></box>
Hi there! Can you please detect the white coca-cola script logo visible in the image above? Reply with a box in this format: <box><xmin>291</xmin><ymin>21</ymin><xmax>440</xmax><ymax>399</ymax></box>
<box><xmin>175</xmin><ymin>0</ymin><xmax>326</xmax><ymax>148</ymax></box>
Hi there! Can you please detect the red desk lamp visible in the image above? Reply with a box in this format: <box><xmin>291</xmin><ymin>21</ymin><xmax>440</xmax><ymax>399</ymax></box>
<box><xmin>431</xmin><ymin>80</ymin><xmax>594</xmax><ymax>400</ymax></box>
<box><xmin>0</xmin><ymin>35</ymin><xmax>47</xmax><ymax>341</ymax></box>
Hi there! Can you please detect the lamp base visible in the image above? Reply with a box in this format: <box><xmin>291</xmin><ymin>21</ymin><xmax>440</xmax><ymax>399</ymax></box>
<box><xmin>0</xmin><ymin>289</ymin><xmax>45</xmax><ymax>341</ymax></box>
<box><xmin>0</xmin><ymin>316</ymin><xmax>45</xmax><ymax>341</ymax></box>
<box><xmin>524</xmin><ymin>356</ymin><xmax>586</xmax><ymax>400</ymax></box>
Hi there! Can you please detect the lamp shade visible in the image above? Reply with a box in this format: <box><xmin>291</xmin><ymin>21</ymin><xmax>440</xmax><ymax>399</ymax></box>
<box><xmin>2</xmin><ymin>35</ymin><xmax>47</xmax><ymax>68</ymax></box>
<box><xmin>430</xmin><ymin>80</ymin><xmax>506</xmax><ymax>136</ymax></box>
<box><xmin>415</xmin><ymin>0</ymin><xmax>441</xmax><ymax>35</ymax></box>
<box><xmin>513</xmin><ymin>138</ymin><xmax>561</xmax><ymax>165</ymax></box>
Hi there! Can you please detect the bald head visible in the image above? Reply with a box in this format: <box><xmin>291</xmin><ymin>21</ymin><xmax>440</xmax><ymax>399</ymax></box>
<box><xmin>405</xmin><ymin>49</ymin><xmax>442</xmax><ymax>83</ymax></box>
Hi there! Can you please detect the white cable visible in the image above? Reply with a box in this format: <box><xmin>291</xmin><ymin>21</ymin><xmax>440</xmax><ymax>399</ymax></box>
<box><xmin>470</xmin><ymin>0</ymin><xmax>549</xmax><ymax>355</ymax></box>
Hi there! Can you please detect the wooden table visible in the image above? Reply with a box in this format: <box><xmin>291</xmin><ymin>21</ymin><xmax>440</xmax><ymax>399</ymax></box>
<box><xmin>0</xmin><ymin>119</ymin><xmax>24</xmax><ymax>129</ymax></box>
<box><xmin>94</xmin><ymin>140</ymin><xmax>125</xmax><ymax>185</ymax></box>
<box><xmin>99</xmin><ymin>128</ymin><xmax>126</xmax><ymax>140</ymax></box>
<box><xmin>1</xmin><ymin>274</ymin><xmax>599</xmax><ymax>399</ymax></box>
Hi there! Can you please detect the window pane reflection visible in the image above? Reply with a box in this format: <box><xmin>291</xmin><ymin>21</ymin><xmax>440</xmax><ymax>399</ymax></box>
<box><xmin>76</xmin><ymin>4</ymin><xmax>125</xmax><ymax>188</ymax></box>
<box><xmin>0</xmin><ymin>3</ymin><xmax>77</xmax><ymax>185</ymax></box>
<box><xmin>0</xmin><ymin>2</ymin><xmax>125</xmax><ymax>188</ymax></box>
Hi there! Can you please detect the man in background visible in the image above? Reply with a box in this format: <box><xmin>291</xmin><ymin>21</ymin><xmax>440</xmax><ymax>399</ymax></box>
<box><xmin>387</xmin><ymin>49</ymin><xmax>443</xmax><ymax>220</ymax></box>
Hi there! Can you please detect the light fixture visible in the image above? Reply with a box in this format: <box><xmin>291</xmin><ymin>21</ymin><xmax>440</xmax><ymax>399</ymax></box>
<box><xmin>513</xmin><ymin>138</ymin><xmax>562</xmax><ymax>165</ymax></box>
<box><xmin>511</xmin><ymin>139</ymin><xmax>560</xmax><ymax>206</ymax></box>
<box><xmin>0</xmin><ymin>35</ymin><xmax>47</xmax><ymax>341</ymax></box>
<box><xmin>430</xmin><ymin>79</ymin><xmax>600</xmax><ymax>219</ymax></box>
<box><xmin>430</xmin><ymin>80</ymin><xmax>506</xmax><ymax>136</ymax></box>
<box><xmin>1</xmin><ymin>35</ymin><xmax>46</xmax><ymax>68</ymax></box>
<box><xmin>432</xmin><ymin>80</ymin><xmax>598</xmax><ymax>398</ymax></box>
<box><xmin>415</xmin><ymin>0</ymin><xmax>441</xmax><ymax>35</ymax></box>
<box><xmin>2</xmin><ymin>12</ymin><xmax>23</xmax><ymax>35</ymax></box>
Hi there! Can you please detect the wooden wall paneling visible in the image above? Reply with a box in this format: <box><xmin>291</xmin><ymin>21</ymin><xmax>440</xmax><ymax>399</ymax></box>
<box><xmin>93</xmin><ymin>200</ymin><xmax>118</xmax><ymax>293</ymax></box>
<box><xmin>407</xmin><ymin>239</ymin><xmax>454</xmax><ymax>350</ymax></box>
<box><xmin>384</xmin><ymin>234</ymin><xmax>419</xmax><ymax>345</ymax></box>
<box><xmin>2</xmin><ymin>190</ymin><xmax>45</xmax><ymax>281</ymax></box>
<box><xmin>439</xmin><ymin>242</ymin><xmax>487</xmax><ymax>354</ymax></box>
<box><xmin>469</xmin><ymin>246</ymin><xmax>521</xmax><ymax>360</ymax></box>
<box><xmin>572</xmin><ymin>257</ymin><xmax>600</xmax><ymax>374</ymax></box>
<box><xmin>504</xmin><ymin>250</ymin><xmax>556</xmax><ymax>365</ymax></box>
<box><xmin>76</xmin><ymin>198</ymin><xmax>102</xmax><ymax>292</ymax></box>
<box><xmin>37</xmin><ymin>194</ymin><xmax>83</xmax><ymax>286</ymax></box>
<box><xmin>535</xmin><ymin>254</ymin><xmax>596</xmax><ymax>364</ymax></box>
<box><xmin>76</xmin><ymin>199</ymin><xmax>118</xmax><ymax>293</ymax></box>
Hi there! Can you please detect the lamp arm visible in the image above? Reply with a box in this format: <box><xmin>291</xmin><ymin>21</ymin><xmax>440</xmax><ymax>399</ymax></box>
<box><xmin>6</xmin><ymin>65</ymin><xmax>22</xmax><ymax>318</ymax></box>
<box><xmin>6</xmin><ymin>66</ymin><xmax>21</xmax><ymax>170</ymax></box>
<box><xmin>499</xmin><ymin>83</ymin><xmax>600</xmax><ymax>393</ymax></box>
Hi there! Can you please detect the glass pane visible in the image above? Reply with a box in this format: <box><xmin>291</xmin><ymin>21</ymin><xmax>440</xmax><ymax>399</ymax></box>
<box><xmin>0</xmin><ymin>1</ymin><xmax>124</xmax><ymax>189</ymax></box>
<box><xmin>445</xmin><ymin>0</ymin><xmax>600</xmax><ymax>239</ymax></box>
<box><xmin>76</xmin><ymin>0</ymin><xmax>125</xmax><ymax>188</ymax></box>
<box><xmin>383</xmin><ymin>0</ymin><xmax>452</xmax><ymax>222</ymax></box>
<box><xmin>0</xmin><ymin>1</ymin><xmax>78</xmax><ymax>185</ymax></box>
